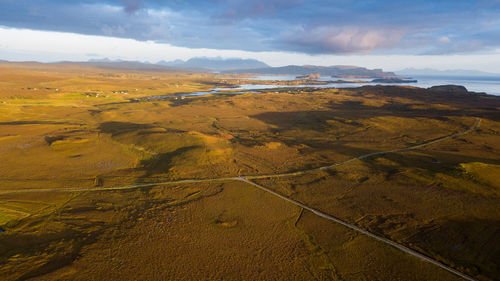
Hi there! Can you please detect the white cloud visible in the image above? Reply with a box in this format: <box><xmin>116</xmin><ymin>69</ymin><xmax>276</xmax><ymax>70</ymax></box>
<box><xmin>1</xmin><ymin>26</ymin><xmax>500</xmax><ymax>73</ymax></box>
<box><xmin>283</xmin><ymin>26</ymin><xmax>405</xmax><ymax>53</ymax></box>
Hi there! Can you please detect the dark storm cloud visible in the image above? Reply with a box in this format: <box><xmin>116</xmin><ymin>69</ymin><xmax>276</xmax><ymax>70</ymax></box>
<box><xmin>1</xmin><ymin>0</ymin><xmax>500</xmax><ymax>55</ymax></box>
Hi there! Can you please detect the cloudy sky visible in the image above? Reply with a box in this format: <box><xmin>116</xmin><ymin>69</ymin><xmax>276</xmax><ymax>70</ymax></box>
<box><xmin>1</xmin><ymin>0</ymin><xmax>500</xmax><ymax>72</ymax></box>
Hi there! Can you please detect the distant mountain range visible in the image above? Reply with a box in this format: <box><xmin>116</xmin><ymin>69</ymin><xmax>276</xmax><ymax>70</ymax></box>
<box><xmin>84</xmin><ymin>57</ymin><xmax>268</xmax><ymax>72</ymax></box>
<box><xmin>224</xmin><ymin>65</ymin><xmax>397</xmax><ymax>78</ymax></box>
<box><xmin>83</xmin><ymin>58</ymin><xmax>395</xmax><ymax>77</ymax></box>
<box><xmin>1</xmin><ymin>57</ymin><xmax>398</xmax><ymax>78</ymax></box>
<box><xmin>397</xmin><ymin>68</ymin><xmax>500</xmax><ymax>77</ymax></box>
<box><xmin>157</xmin><ymin>57</ymin><xmax>269</xmax><ymax>71</ymax></box>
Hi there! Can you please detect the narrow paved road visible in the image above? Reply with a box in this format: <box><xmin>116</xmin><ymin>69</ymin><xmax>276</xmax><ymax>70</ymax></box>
<box><xmin>239</xmin><ymin>177</ymin><xmax>475</xmax><ymax>281</ymax></box>
<box><xmin>0</xmin><ymin>118</ymin><xmax>481</xmax><ymax>280</ymax></box>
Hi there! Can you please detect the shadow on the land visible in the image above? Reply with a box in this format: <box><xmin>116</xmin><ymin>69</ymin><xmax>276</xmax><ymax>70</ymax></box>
<box><xmin>97</xmin><ymin>121</ymin><xmax>155</xmax><ymax>136</ymax></box>
<box><xmin>251</xmin><ymin>86</ymin><xmax>500</xmax><ymax>133</ymax></box>
<box><xmin>0</xmin><ymin>217</ymin><xmax>101</xmax><ymax>281</ymax></box>
<box><xmin>139</xmin><ymin>145</ymin><xmax>201</xmax><ymax>176</ymax></box>
<box><xmin>406</xmin><ymin>218</ymin><xmax>500</xmax><ymax>279</ymax></box>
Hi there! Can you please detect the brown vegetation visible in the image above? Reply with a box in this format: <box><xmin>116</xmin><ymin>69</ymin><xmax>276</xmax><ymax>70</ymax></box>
<box><xmin>0</xmin><ymin>63</ymin><xmax>499</xmax><ymax>280</ymax></box>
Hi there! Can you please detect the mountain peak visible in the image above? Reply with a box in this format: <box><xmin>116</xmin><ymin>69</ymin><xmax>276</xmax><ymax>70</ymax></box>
<box><xmin>156</xmin><ymin>57</ymin><xmax>269</xmax><ymax>71</ymax></box>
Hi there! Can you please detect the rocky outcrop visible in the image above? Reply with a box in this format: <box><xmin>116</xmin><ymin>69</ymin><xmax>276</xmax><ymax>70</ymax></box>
<box><xmin>428</xmin><ymin>85</ymin><xmax>469</xmax><ymax>94</ymax></box>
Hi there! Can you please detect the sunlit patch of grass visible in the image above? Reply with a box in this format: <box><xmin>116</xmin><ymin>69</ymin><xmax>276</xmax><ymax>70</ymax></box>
<box><xmin>460</xmin><ymin>162</ymin><xmax>500</xmax><ymax>190</ymax></box>
<box><xmin>0</xmin><ymin>135</ymin><xmax>20</xmax><ymax>142</ymax></box>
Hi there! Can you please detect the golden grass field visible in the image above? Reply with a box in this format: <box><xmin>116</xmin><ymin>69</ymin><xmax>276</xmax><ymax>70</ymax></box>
<box><xmin>0</xmin><ymin>62</ymin><xmax>499</xmax><ymax>280</ymax></box>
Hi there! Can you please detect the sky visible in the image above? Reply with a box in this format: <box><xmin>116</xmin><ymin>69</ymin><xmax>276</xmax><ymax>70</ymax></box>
<box><xmin>1</xmin><ymin>0</ymin><xmax>500</xmax><ymax>72</ymax></box>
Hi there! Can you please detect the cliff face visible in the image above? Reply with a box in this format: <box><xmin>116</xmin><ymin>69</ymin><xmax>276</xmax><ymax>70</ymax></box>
<box><xmin>225</xmin><ymin>65</ymin><xmax>397</xmax><ymax>78</ymax></box>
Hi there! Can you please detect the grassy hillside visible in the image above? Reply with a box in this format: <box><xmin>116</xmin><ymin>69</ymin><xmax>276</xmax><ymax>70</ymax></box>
<box><xmin>0</xmin><ymin>64</ymin><xmax>499</xmax><ymax>280</ymax></box>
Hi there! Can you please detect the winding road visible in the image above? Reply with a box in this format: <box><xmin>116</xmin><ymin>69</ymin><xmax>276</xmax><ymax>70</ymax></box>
<box><xmin>0</xmin><ymin>117</ymin><xmax>481</xmax><ymax>280</ymax></box>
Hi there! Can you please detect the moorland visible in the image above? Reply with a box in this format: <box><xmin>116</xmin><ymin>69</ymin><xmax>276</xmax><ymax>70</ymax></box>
<box><xmin>0</xmin><ymin>62</ymin><xmax>499</xmax><ymax>281</ymax></box>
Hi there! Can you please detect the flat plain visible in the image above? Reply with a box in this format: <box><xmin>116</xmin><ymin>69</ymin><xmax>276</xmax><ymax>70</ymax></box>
<box><xmin>0</xmin><ymin>62</ymin><xmax>499</xmax><ymax>280</ymax></box>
